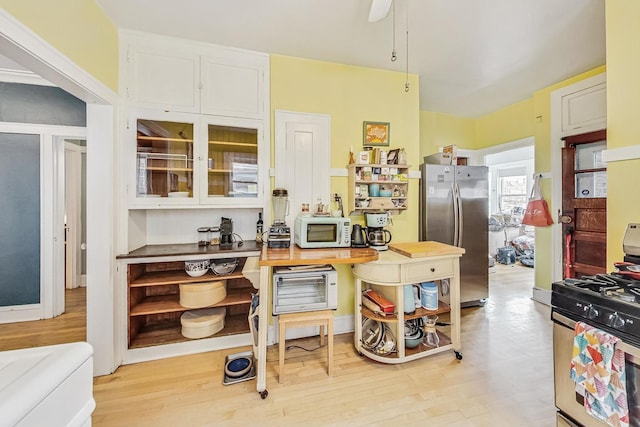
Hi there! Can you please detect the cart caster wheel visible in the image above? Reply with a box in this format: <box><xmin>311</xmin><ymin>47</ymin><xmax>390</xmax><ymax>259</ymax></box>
<box><xmin>358</xmin><ymin>352</ymin><xmax>364</xmax><ymax>357</ymax></box>
<box><xmin>259</xmin><ymin>390</ymin><xmax>269</xmax><ymax>399</ymax></box>
<box><xmin>454</xmin><ymin>351</ymin><xmax>463</xmax><ymax>360</ymax></box>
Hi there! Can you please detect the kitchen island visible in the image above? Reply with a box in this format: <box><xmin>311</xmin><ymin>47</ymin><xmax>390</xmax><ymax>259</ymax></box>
<box><xmin>352</xmin><ymin>241</ymin><xmax>465</xmax><ymax>363</ymax></box>
<box><xmin>256</xmin><ymin>246</ymin><xmax>378</xmax><ymax>398</ymax></box>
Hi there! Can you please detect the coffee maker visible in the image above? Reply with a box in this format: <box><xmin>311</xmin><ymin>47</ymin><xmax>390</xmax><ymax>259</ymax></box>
<box><xmin>365</xmin><ymin>212</ymin><xmax>392</xmax><ymax>251</ymax></box>
<box><xmin>220</xmin><ymin>217</ymin><xmax>233</xmax><ymax>249</ymax></box>
<box><xmin>267</xmin><ymin>188</ymin><xmax>291</xmax><ymax>248</ymax></box>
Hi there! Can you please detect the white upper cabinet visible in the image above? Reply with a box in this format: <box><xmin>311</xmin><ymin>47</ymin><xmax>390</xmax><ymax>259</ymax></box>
<box><xmin>127</xmin><ymin>45</ymin><xmax>200</xmax><ymax>113</ymax></box>
<box><xmin>201</xmin><ymin>53</ymin><xmax>265</xmax><ymax>119</ymax></box>
<box><xmin>561</xmin><ymin>77</ymin><xmax>606</xmax><ymax>137</ymax></box>
<box><xmin>121</xmin><ymin>31</ymin><xmax>268</xmax><ymax>119</ymax></box>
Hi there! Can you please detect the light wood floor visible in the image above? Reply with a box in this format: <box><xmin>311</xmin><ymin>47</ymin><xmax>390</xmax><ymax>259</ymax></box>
<box><xmin>0</xmin><ymin>287</ymin><xmax>86</xmax><ymax>352</ymax></box>
<box><xmin>0</xmin><ymin>265</ymin><xmax>556</xmax><ymax>426</ymax></box>
<box><xmin>92</xmin><ymin>264</ymin><xmax>555</xmax><ymax>427</ymax></box>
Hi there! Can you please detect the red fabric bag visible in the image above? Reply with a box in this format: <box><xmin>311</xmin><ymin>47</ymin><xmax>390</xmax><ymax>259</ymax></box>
<box><xmin>522</xmin><ymin>175</ymin><xmax>554</xmax><ymax>227</ymax></box>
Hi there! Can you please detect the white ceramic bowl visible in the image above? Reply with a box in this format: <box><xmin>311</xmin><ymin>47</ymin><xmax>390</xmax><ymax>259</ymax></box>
<box><xmin>185</xmin><ymin>260</ymin><xmax>210</xmax><ymax>277</ymax></box>
<box><xmin>168</xmin><ymin>191</ymin><xmax>189</xmax><ymax>198</ymax></box>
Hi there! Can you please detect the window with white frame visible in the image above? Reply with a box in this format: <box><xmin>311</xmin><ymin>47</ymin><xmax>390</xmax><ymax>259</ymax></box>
<box><xmin>498</xmin><ymin>173</ymin><xmax>527</xmax><ymax>214</ymax></box>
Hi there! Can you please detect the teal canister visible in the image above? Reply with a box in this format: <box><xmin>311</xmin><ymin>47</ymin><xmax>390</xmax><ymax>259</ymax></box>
<box><xmin>369</xmin><ymin>183</ymin><xmax>380</xmax><ymax>197</ymax></box>
<box><xmin>403</xmin><ymin>285</ymin><xmax>416</xmax><ymax>314</ymax></box>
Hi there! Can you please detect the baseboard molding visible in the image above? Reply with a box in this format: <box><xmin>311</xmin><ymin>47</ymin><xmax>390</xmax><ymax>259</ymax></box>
<box><xmin>0</xmin><ymin>304</ymin><xmax>41</xmax><ymax>324</ymax></box>
<box><xmin>532</xmin><ymin>287</ymin><xmax>551</xmax><ymax>306</ymax></box>
<box><xmin>275</xmin><ymin>313</ymin><xmax>354</xmax><ymax>343</ymax></box>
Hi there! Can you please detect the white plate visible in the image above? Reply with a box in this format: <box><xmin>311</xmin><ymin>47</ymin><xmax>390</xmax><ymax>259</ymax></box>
<box><xmin>168</xmin><ymin>192</ymin><xmax>189</xmax><ymax>198</ymax></box>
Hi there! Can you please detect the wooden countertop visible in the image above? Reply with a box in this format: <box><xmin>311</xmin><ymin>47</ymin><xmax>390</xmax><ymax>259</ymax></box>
<box><xmin>389</xmin><ymin>241</ymin><xmax>465</xmax><ymax>258</ymax></box>
<box><xmin>259</xmin><ymin>246</ymin><xmax>379</xmax><ymax>267</ymax></box>
<box><xmin>117</xmin><ymin>241</ymin><xmax>261</xmax><ymax>259</ymax></box>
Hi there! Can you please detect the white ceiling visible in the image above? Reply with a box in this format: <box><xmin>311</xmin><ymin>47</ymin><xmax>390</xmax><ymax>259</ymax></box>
<box><xmin>96</xmin><ymin>0</ymin><xmax>604</xmax><ymax>118</ymax></box>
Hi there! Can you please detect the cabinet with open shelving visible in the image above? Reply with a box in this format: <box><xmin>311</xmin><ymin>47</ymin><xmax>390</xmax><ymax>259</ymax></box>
<box><xmin>352</xmin><ymin>247</ymin><xmax>463</xmax><ymax>364</ymax></box>
<box><xmin>127</xmin><ymin>257</ymin><xmax>255</xmax><ymax>349</ymax></box>
<box><xmin>347</xmin><ymin>163</ymin><xmax>410</xmax><ymax>214</ymax></box>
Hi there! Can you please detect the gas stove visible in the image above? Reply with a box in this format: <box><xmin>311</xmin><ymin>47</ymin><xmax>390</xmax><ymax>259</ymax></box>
<box><xmin>552</xmin><ymin>273</ymin><xmax>640</xmax><ymax>341</ymax></box>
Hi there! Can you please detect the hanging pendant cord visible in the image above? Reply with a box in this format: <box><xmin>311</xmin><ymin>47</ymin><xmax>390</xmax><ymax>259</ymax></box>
<box><xmin>405</xmin><ymin>0</ymin><xmax>410</xmax><ymax>92</ymax></box>
<box><xmin>391</xmin><ymin>0</ymin><xmax>397</xmax><ymax>62</ymax></box>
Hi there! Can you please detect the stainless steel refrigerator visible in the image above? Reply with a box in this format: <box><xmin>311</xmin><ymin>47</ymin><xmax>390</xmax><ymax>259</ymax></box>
<box><xmin>419</xmin><ymin>163</ymin><xmax>488</xmax><ymax>306</ymax></box>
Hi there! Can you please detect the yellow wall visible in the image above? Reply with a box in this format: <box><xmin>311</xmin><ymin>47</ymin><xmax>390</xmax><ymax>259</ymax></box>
<box><xmin>419</xmin><ymin>111</ymin><xmax>476</xmax><ymax>156</ymax></box>
<box><xmin>270</xmin><ymin>55</ymin><xmax>420</xmax><ymax>314</ymax></box>
<box><xmin>605</xmin><ymin>1</ymin><xmax>640</xmax><ymax>267</ymax></box>
<box><xmin>476</xmin><ymin>99</ymin><xmax>534</xmax><ymax>148</ymax></box>
<box><xmin>0</xmin><ymin>0</ymin><xmax>118</xmax><ymax>91</ymax></box>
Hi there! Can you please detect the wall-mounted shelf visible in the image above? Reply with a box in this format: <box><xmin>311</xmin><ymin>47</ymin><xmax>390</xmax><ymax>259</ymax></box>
<box><xmin>347</xmin><ymin>163</ymin><xmax>410</xmax><ymax>214</ymax></box>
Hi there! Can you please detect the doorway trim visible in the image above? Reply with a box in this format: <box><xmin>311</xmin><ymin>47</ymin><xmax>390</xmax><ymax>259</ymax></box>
<box><xmin>0</xmin><ymin>10</ymin><xmax>119</xmax><ymax>375</ymax></box>
<box><xmin>0</xmin><ymin>123</ymin><xmax>85</xmax><ymax>322</ymax></box>
<box><xmin>550</xmin><ymin>73</ymin><xmax>606</xmax><ymax>283</ymax></box>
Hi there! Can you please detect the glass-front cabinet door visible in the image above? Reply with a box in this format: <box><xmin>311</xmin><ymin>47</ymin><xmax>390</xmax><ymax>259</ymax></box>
<box><xmin>199</xmin><ymin>116</ymin><xmax>264</xmax><ymax>206</ymax></box>
<box><xmin>129</xmin><ymin>112</ymin><xmax>265</xmax><ymax>207</ymax></box>
<box><xmin>133</xmin><ymin>114</ymin><xmax>196</xmax><ymax>204</ymax></box>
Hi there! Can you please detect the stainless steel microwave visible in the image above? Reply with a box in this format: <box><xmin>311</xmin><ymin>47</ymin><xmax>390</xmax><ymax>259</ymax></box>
<box><xmin>272</xmin><ymin>266</ymin><xmax>338</xmax><ymax>315</ymax></box>
<box><xmin>293</xmin><ymin>215</ymin><xmax>351</xmax><ymax>248</ymax></box>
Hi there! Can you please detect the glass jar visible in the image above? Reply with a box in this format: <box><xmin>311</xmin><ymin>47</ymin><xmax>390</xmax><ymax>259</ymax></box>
<box><xmin>397</xmin><ymin>149</ymin><xmax>407</xmax><ymax>165</ymax></box>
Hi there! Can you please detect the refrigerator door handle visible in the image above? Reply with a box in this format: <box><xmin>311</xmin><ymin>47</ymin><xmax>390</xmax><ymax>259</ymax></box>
<box><xmin>456</xmin><ymin>181</ymin><xmax>463</xmax><ymax>247</ymax></box>
<box><xmin>452</xmin><ymin>182</ymin><xmax>459</xmax><ymax>247</ymax></box>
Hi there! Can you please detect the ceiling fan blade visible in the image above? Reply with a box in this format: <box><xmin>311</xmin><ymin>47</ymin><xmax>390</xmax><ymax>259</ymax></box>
<box><xmin>368</xmin><ymin>0</ymin><xmax>393</xmax><ymax>22</ymax></box>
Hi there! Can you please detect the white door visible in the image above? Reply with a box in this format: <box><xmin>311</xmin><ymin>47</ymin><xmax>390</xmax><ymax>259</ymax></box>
<box><xmin>64</xmin><ymin>140</ymin><xmax>85</xmax><ymax>290</ymax></box>
<box><xmin>274</xmin><ymin>111</ymin><xmax>330</xmax><ymax>227</ymax></box>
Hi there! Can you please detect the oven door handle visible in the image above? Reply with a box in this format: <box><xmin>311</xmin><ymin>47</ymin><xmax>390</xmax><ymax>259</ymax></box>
<box><xmin>552</xmin><ymin>311</ymin><xmax>640</xmax><ymax>361</ymax></box>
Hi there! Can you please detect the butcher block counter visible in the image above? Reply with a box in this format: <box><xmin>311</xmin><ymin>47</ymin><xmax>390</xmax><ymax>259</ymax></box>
<box><xmin>254</xmin><ymin>246</ymin><xmax>378</xmax><ymax>398</ymax></box>
<box><xmin>258</xmin><ymin>245</ymin><xmax>379</xmax><ymax>267</ymax></box>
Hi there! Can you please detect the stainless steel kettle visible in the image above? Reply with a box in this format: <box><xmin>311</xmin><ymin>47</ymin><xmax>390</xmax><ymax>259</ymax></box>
<box><xmin>351</xmin><ymin>224</ymin><xmax>367</xmax><ymax>247</ymax></box>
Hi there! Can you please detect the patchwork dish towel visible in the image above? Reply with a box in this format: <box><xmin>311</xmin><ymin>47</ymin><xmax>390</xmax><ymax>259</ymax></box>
<box><xmin>570</xmin><ymin>321</ymin><xmax>629</xmax><ymax>427</ymax></box>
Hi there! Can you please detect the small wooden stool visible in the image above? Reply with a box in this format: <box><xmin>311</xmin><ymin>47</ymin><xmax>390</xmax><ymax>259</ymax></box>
<box><xmin>278</xmin><ymin>309</ymin><xmax>334</xmax><ymax>383</ymax></box>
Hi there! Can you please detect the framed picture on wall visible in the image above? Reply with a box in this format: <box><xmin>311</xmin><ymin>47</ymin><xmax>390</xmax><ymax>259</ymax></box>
<box><xmin>363</xmin><ymin>121</ymin><xmax>390</xmax><ymax>147</ymax></box>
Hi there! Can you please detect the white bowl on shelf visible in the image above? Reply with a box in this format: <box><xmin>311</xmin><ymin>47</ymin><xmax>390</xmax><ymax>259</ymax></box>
<box><xmin>185</xmin><ymin>260</ymin><xmax>210</xmax><ymax>277</ymax></box>
<box><xmin>168</xmin><ymin>191</ymin><xmax>189</xmax><ymax>198</ymax></box>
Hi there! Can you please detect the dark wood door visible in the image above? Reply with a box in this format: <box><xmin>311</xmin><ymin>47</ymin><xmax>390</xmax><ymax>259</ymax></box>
<box><xmin>561</xmin><ymin>130</ymin><xmax>607</xmax><ymax>278</ymax></box>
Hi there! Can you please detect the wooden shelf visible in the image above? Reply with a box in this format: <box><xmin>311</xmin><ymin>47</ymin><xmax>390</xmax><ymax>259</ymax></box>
<box><xmin>359</xmin><ymin>346</ymin><xmax>399</xmax><ymax>359</ymax></box>
<box><xmin>404</xmin><ymin>331</ymin><xmax>452</xmax><ymax>356</ymax></box>
<box><xmin>130</xmin><ymin>287</ymin><xmax>253</xmax><ymax>316</ymax></box>
<box><xmin>348</xmin><ymin>163</ymin><xmax>410</xmax><ymax>215</ymax></box>
<box><xmin>130</xmin><ymin>270</ymin><xmax>246</xmax><ymax>287</ymax></box>
<box><xmin>360</xmin><ymin>300</ymin><xmax>451</xmax><ymax>322</ymax></box>
<box><xmin>144</xmin><ymin>167</ymin><xmax>193</xmax><ymax>172</ymax></box>
<box><xmin>360</xmin><ymin>306</ymin><xmax>397</xmax><ymax>322</ymax></box>
<box><xmin>129</xmin><ymin>312</ymin><xmax>250</xmax><ymax>349</ymax></box>
<box><xmin>138</xmin><ymin>136</ymin><xmax>194</xmax><ymax>143</ymax></box>
<box><xmin>575</xmin><ymin>167</ymin><xmax>606</xmax><ymax>174</ymax></box>
<box><xmin>208</xmin><ymin>140</ymin><xmax>257</xmax><ymax>148</ymax></box>
<box><xmin>354</xmin><ymin>180</ymin><xmax>408</xmax><ymax>185</ymax></box>
<box><xmin>349</xmin><ymin>163</ymin><xmax>411</xmax><ymax>168</ymax></box>
<box><xmin>404</xmin><ymin>301</ymin><xmax>451</xmax><ymax>320</ymax></box>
